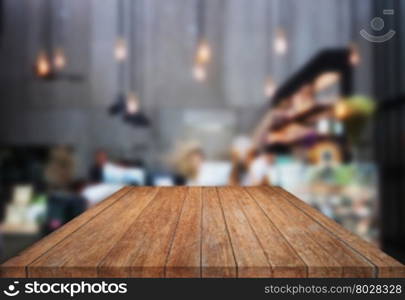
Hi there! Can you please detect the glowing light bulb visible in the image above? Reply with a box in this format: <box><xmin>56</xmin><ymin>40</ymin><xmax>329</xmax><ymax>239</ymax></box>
<box><xmin>193</xmin><ymin>63</ymin><xmax>207</xmax><ymax>82</ymax></box>
<box><xmin>274</xmin><ymin>29</ymin><xmax>287</xmax><ymax>56</ymax></box>
<box><xmin>54</xmin><ymin>48</ymin><xmax>67</xmax><ymax>70</ymax></box>
<box><xmin>264</xmin><ymin>77</ymin><xmax>277</xmax><ymax>98</ymax></box>
<box><xmin>349</xmin><ymin>44</ymin><xmax>361</xmax><ymax>66</ymax></box>
<box><xmin>115</xmin><ymin>37</ymin><xmax>128</xmax><ymax>62</ymax></box>
<box><xmin>36</xmin><ymin>51</ymin><xmax>51</xmax><ymax>77</ymax></box>
<box><xmin>126</xmin><ymin>92</ymin><xmax>140</xmax><ymax>115</ymax></box>
<box><xmin>334</xmin><ymin>101</ymin><xmax>350</xmax><ymax>120</ymax></box>
<box><xmin>196</xmin><ymin>40</ymin><xmax>212</xmax><ymax>64</ymax></box>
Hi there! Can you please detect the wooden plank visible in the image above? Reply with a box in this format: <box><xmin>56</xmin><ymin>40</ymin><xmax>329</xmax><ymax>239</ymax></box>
<box><xmin>165</xmin><ymin>187</ymin><xmax>202</xmax><ymax>278</ymax></box>
<box><xmin>273</xmin><ymin>186</ymin><xmax>405</xmax><ymax>278</ymax></box>
<box><xmin>27</xmin><ymin>187</ymin><xmax>158</xmax><ymax>277</ymax></box>
<box><xmin>217</xmin><ymin>187</ymin><xmax>271</xmax><ymax>277</ymax></box>
<box><xmin>201</xmin><ymin>187</ymin><xmax>237</xmax><ymax>278</ymax></box>
<box><xmin>3</xmin><ymin>186</ymin><xmax>403</xmax><ymax>279</ymax></box>
<box><xmin>234</xmin><ymin>186</ymin><xmax>307</xmax><ymax>277</ymax></box>
<box><xmin>98</xmin><ymin>187</ymin><xmax>187</xmax><ymax>278</ymax></box>
<box><xmin>247</xmin><ymin>187</ymin><xmax>372</xmax><ymax>277</ymax></box>
<box><xmin>0</xmin><ymin>187</ymin><xmax>132</xmax><ymax>278</ymax></box>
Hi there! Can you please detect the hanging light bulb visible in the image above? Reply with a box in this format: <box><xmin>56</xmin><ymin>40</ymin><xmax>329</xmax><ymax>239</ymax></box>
<box><xmin>35</xmin><ymin>51</ymin><xmax>51</xmax><ymax>78</ymax></box>
<box><xmin>274</xmin><ymin>28</ymin><xmax>288</xmax><ymax>56</ymax></box>
<box><xmin>195</xmin><ymin>39</ymin><xmax>212</xmax><ymax>64</ymax></box>
<box><xmin>349</xmin><ymin>43</ymin><xmax>361</xmax><ymax>66</ymax></box>
<box><xmin>54</xmin><ymin>48</ymin><xmax>67</xmax><ymax>70</ymax></box>
<box><xmin>193</xmin><ymin>63</ymin><xmax>207</xmax><ymax>82</ymax></box>
<box><xmin>126</xmin><ymin>91</ymin><xmax>140</xmax><ymax>115</ymax></box>
<box><xmin>115</xmin><ymin>37</ymin><xmax>128</xmax><ymax>62</ymax></box>
<box><xmin>264</xmin><ymin>77</ymin><xmax>277</xmax><ymax>98</ymax></box>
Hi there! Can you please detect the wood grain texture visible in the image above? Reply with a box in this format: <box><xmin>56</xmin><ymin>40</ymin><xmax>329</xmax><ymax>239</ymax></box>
<box><xmin>246</xmin><ymin>187</ymin><xmax>372</xmax><ymax>277</ymax></box>
<box><xmin>201</xmin><ymin>187</ymin><xmax>237</xmax><ymax>277</ymax></box>
<box><xmin>234</xmin><ymin>186</ymin><xmax>307</xmax><ymax>277</ymax></box>
<box><xmin>98</xmin><ymin>187</ymin><xmax>186</xmax><ymax>278</ymax></box>
<box><xmin>260</xmin><ymin>187</ymin><xmax>376</xmax><ymax>277</ymax></box>
<box><xmin>273</xmin><ymin>186</ymin><xmax>405</xmax><ymax>278</ymax></box>
<box><xmin>1</xmin><ymin>186</ymin><xmax>404</xmax><ymax>278</ymax></box>
<box><xmin>166</xmin><ymin>187</ymin><xmax>202</xmax><ymax>278</ymax></box>
<box><xmin>217</xmin><ymin>187</ymin><xmax>271</xmax><ymax>277</ymax></box>
<box><xmin>28</xmin><ymin>187</ymin><xmax>158</xmax><ymax>277</ymax></box>
<box><xmin>0</xmin><ymin>187</ymin><xmax>132</xmax><ymax>277</ymax></box>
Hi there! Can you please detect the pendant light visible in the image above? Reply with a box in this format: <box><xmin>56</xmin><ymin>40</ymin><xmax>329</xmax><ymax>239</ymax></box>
<box><xmin>349</xmin><ymin>43</ymin><xmax>361</xmax><ymax>66</ymax></box>
<box><xmin>125</xmin><ymin>0</ymin><xmax>150</xmax><ymax>126</ymax></box>
<box><xmin>109</xmin><ymin>0</ymin><xmax>150</xmax><ymax>127</ymax></box>
<box><xmin>126</xmin><ymin>91</ymin><xmax>140</xmax><ymax>115</ymax></box>
<box><xmin>35</xmin><ymin>0</ymin><xmax>52</xmax><ymax>78</ymax></box>
<box><xmin>193</xmin><ymin>63</ymin><xmax>207</xmax><ymax>82</ymax></box>
<box><xmin>126</xmin><ymin>0</ymin><xmax>139</xmax><ymax>116</ymax></box>
<box><xmin>54</xmin><ymin>48</ymin><xmax>66</xmax><ymax>70</ymax></box>
<box><xmin>53</xmin><ymin>0</ymin><xmax>67</xmax><ymax>71</ymax></box>
<box><xmin>109</xmin><ymin>0</ymin><xmax>127</xmax><ymax>116</ymax></box>
<box><xmin>192</xmin><ymin>0</ymin><xmax>211</xmax><ymax>82</ymax></box>
<box><xmin>263</xmin><ymin>1</ymin><xmax>277</xmax><ymax>99</ymax></box>
<box><xmin>35</xmin><ymin>50</ymin><xmax>51</xmax><ymax>78</ymax></box>
<box><xmin>195</xmin><ymin>39</ymin><xmax>211</xmax><ymax>65</ymax></box>
<box><xmin>274</xmin><ymin>28</ymin><xmax>287</xmax><ymax>56</ymax></box>
<box><xmin>115</xmin><ymin>37</ymin><xmax>128</xmax><ymax>62</ymax></box>
<box><xmin>114</xmin><ymin>0</ymin><xmax>128</xmax><ymax>62</ymax></box>
<box><xmin>264</xmin><ymin>77</ymin><xmax>277</xmax><ymax>98</ymax></box>
<box><xmin>34</xmin><ymin>0</ymin><xmax>81</xmax><ymax>81</ymax></box>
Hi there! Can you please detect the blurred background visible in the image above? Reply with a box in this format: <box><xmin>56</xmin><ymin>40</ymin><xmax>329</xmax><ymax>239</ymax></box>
<box><xmin>0</xmin><ymin>0</ymin><xmax>404</xmax><ymax>263</ymax></box>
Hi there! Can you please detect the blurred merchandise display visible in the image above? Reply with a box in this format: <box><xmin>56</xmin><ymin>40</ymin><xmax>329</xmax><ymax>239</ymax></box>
<box><xmin>273</xmin><ymin>163</ymin><xmax>378</xmax><ymax>243</ymax></box>
<box><xmin>252</xmin><ymin>48</ymin><xmax>378</xmax><ymax>243</ymax></box>
<box><xmin>2</xmin><ymin>185</ymin><xmax>46</xmax><ymax>234</ymax></box>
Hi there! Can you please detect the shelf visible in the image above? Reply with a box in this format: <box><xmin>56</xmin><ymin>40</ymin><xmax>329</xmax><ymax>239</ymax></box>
<box><xmin>270</xmin><ymin>103</ymin><xmax>333</xmax><ymax>132</ymax></box>
<box><xmin>270</xmin><ymin>48</ymin><xmax>352</xmax><ymax>107</ymax></box>
<box><xmin>268</xmin><ymin>133</ymin><xmax>342</xmax><ymax>147</ymax></box>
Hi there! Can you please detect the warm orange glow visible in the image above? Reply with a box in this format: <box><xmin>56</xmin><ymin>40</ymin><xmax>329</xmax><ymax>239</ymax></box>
<box><xmin>334</xmin><ymin>101</ymin><xmax>350</xmax><ymax>119</ymax></box>
<box><xmin>36</xmin><ymin>51</ymin><xmax>51</xmax><ymax>77</ymax></box>
<box><xmin>264</xmin><ymin>77</ymin><xmax>277</xmax><ymax>98</ymax></box>
<box><xmin>115</xmin><ymin>37</ymin><xmax>128</xmax><ymax>62</ymax></box>
<box><xmin>196</xmin><ymin>40</ymin><xmax>212</xmax><ymax>64</ymax></box>
<box><xmin>126</xmin><ymin>91</ymin><xmax>140</xmax><ymax>114</ymax></box>
<box><xmin>192</xmin><ymin>63</ymin><xmax>207</xmax><ymax>82</ymax></box>
<box><xmin>349</xmin><ymin>44</ymin><xmax>361</xmax><ymax>66</ymax></box>
<box><xmin>54</xmin><ymin>48</ymin><xmax>67</xmax><ymax>70</ymax></box>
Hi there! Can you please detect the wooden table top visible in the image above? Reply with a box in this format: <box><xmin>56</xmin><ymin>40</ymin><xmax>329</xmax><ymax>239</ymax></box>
<box><xmin>1</xmin><ymin>186</ymin><xmax>404</xmax><ymax>278</ymax></box>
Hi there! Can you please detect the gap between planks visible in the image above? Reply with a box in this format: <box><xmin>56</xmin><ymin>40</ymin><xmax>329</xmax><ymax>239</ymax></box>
<box><xmin>271</xmin><ymin>186</ymin><xmax>404</xmax><ymax>277</ymax></box>
<box><xmin>244</xmin><ymin>186</ymin><xmax>375</xmax><ymax>277</ymax></box>
<box><xmin>1</xmin><ymin>187</ymin><xmax>133</xmax><ymax>278</ymax></box>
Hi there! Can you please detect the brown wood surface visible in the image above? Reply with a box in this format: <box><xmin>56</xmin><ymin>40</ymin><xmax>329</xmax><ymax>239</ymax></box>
<box><xmin>0</xmin><ymin>187</ymin><xmax>132</xmax><ymax>277</ymax></box>
<box><xmin>1</xmin><ymin>186</ymin><xmax>404</xmax><ymax>278</ymax></box>
<box><xmin>201</xmin><ymin>187</ymin><xmax>236</xmax><ymax>277</ymax></box>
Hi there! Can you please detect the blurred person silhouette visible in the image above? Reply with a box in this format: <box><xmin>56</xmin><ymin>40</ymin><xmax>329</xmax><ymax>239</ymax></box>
<box><xmin>43</xmin><ymin>146</ymin><xmax>86</xmax><ymax>235</ymax></box>
<box><xmin>246</xmin><ymin>144</ymin><xmax>276</xmax><ymax>186</ymax></box>
<box><xmin>168</xmin><ymin>141</ymin><xmax>233</xmax><ymax>186</ymax></box>
<box><xmin>89</xmin><ymin>149</ymin><xmax>109</xmax><ymax>183</ymax></box>
<box><xmin>169</xmin><ymin>141</ymin><xmax>205</xmax><ymax>185</ymax></box>
<box><xmin>229</xmin><ymin>136</ymin><xmax>256</xmax><ymax>185</ymax></box>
